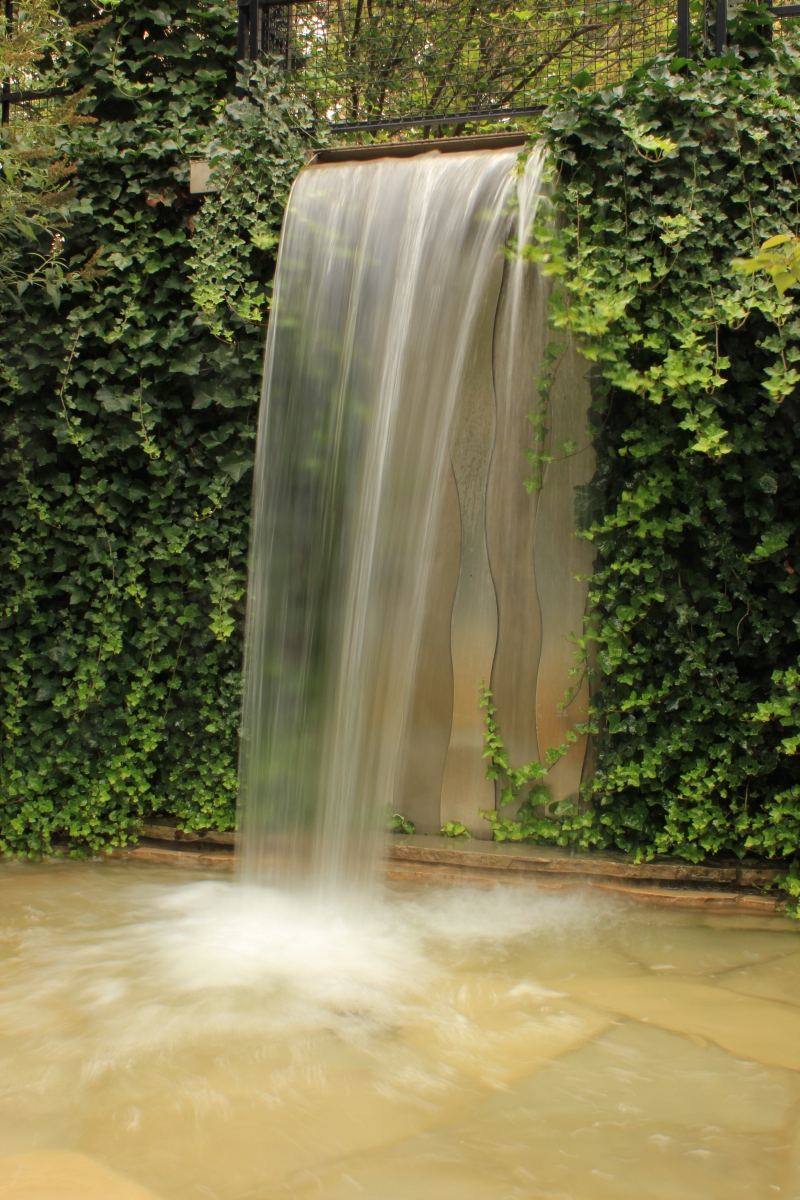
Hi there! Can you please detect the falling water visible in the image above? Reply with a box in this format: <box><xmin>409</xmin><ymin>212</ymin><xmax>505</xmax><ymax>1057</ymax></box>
<box><xmin>238</xmin><ymin>145</ymin><xmax>546</xmax><ymax>892</ymax></box>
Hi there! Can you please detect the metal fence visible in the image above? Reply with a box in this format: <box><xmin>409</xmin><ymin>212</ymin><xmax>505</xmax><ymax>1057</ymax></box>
<box><xmin>1</xmin><ymin>85</ymin><xmax>69</xmax><ymax>126</ymax></box>
<box><xmin>237</xmin><ymin>0</ymin><xmax>800</xmax><ymax>130</ymax></box>
<box><xmin>1</xmin><ymin>0</ymin><xmax>70</xmax><ymax>128</ymax></box>
<box><xmin>238</xmin><ymin>0</ymin><xmax>675</xmax><ymax>130</ymax></box>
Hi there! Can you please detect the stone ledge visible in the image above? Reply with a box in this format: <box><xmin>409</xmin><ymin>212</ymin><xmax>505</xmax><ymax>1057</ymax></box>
<box><xmin>135</xmin><ymin>823</ymin><xmax>785</xmax><ymax>890</ymax></box>
<box><xmin>102</xmin><ymin>843</ymin><xmax>787</xmax><ymax>915</ymax></box>
<box><xmin>385</xmin><ymin>835</ymin><xmax>785</xmax><ymax>890</ymax></box>
<box><xmin>112</xmin><ymin>841</ymin><xmax>235</xmax><ymax>868</ymax></box>
<box><xmin>98</xmin><ymin>831</ymin><xmax>792</xmax><ymax>917</ymax></box>
<box><xmin>141</xmin><ymin>819</ymin><xmax>235</xmax><ymax>846</ymax></box>
<box><xmin>384</xmin><ymin>861</ymin><xmax>785</xmax><ymax>915</ymax></box>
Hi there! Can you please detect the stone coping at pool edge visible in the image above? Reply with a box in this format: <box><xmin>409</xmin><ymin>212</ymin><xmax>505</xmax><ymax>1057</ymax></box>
<box><xmin>88</xmin><ymin>822</ymin><xmax>794</xmax><ymax>917</ymax></box>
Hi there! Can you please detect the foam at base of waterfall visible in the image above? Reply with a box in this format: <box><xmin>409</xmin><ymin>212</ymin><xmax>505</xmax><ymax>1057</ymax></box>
<box><xmin>0</xmin><ymin>867</ymin><xmax>612</xmax><ymax>1062</ymax></box>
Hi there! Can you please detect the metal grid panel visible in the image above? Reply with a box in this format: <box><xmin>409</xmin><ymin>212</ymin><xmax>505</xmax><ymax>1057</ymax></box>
<box><xmin>263</xmin><ymin>0</ymin><xmax>677</xmax><ymax>128</ymax></box>
<box><xmin>1</xmin><ymin>90</ymin><xmax>64</xmax><ymax>125</ymax></box>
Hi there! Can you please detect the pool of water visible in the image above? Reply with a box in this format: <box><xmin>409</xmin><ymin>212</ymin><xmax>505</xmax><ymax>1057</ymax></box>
<box><xmin>1</xmin><ymin>860</ymin><xmax>799</xmax><ymax>1199</ymax></box>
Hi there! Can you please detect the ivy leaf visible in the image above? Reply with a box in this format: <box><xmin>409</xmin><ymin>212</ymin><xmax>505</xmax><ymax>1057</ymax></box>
<box><xmin>97</xmin><ymin>387</ymin><xmax>132</xmax><ymax>413</ymax></box>
<box><xmin>617</xmin><ymin>110</ymin><xmax>677</xmax><ymax>160</ymax></box>
<box><xmin>250</xmin><ymin>227</ymin><xmax>279</xmax><ymax>252</ymax></box>
<box><xmin>751</xmin><ymin>526</ymin><xmax>792</xmax><ymax>560</ymax></box>
<box><xmin>218</xmin><ymin>450</ymin><xmax>254</xmax><ymax>482</ymax></box>
<box><xmin>570</xmin><ymin>70</ymin><xmax>593</xmax><ymax>90</ymax></box>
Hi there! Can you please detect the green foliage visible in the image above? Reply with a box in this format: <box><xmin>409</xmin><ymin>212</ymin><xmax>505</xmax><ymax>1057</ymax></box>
<box><xmin>733</xmin><ymin>233</ymin><xmax>800</xmax><ymax>297</ymax></box>
<box><xmin>387</xmin><ymin>811</ymin><xmax>416</xmax><ymax>835</ymax></box>
<box><xmin>0</xmin><ymin>0</ymin><xmax>103</xmax><ymax>316</ymax></box>
<box><xmin>0</xmin><ymin>1</ymin><xmax>309</xmax><ymax>857</ymax></box>
<box><xmin>778</xmin><ymin>860</ymin><xmax>800</xmax><ymax>917</ymax></box>
<box><xmin>188</xmin><ymin>60</ymin><xmax>317</xmax><ymax>341</ymax></box>
<box><xmin>514</xmin><ymin>26</ymin><xmax>800</xmax><ymax>872</ymax></box>
<box><xmin>0</xmin><ymin>0</ymin><xmax>82</xmax><ymax>84</ymax></box>
<box><xmin>478</xmin><ymin>685</ymin><xmax>596</xmax><ymax>844</ymax></box>
<box><xmin>282</xmin><ymin>0</ymin><xmax>674</xmax><ymax>129</ymax></box>
<box><xmin>439</xmin><ymin>822</ymin><xmax>474</xmax><ymax>839</ymax></box>
<box><xmin>0</xmin><ymin>97</ymin><xmax>81</xmax><ymax>318</ymax></box>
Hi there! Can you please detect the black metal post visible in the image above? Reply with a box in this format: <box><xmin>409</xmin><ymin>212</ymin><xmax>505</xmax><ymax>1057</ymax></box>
<box><xmin>1</xmin><ymin>0</ymin><xmax>13</xmax><ymax>127</ymax></box>
<box><xmin>677</xmin><ymin>0</ymin><xmax>690</xmax><ymax>56</ymax></box>
<box><xmin>237</xmin><ymin>0</ymin><xmax>248</xmax><ymax>61</ymax></box>
<box><xmin>715</xmin><ymin>0</ymin><xmax>727</xmax><ymax>55</ymax></box>
<box><xmin>236</xmin><ymin>0</ymin><xmax>249</xmax><ymax>98</ymax></box>
<box><xmin>249</xmin><ymin>0</ymin><xmax>260</xmax><ymax>61</ymax></box>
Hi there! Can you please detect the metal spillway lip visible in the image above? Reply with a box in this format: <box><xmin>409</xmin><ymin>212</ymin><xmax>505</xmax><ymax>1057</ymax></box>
<box><xmin>309</xmin><ymin>131</ymin><xmax>531</xmax><ymax>165</ymax></box>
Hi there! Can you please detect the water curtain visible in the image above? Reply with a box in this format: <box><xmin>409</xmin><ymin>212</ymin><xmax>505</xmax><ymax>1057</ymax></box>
<box><xmin>238</xmin><ymin>145</ymin><xmax>591</xmax><ymax>892</ymax></box>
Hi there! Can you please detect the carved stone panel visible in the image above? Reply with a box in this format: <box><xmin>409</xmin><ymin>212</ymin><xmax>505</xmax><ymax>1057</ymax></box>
<box><xmin>393</xmin><ymin>243</ymin><xmax>595</xmax><ymax>835</ymax></box>
<box><xmin>439</xmin><ymin>254</ymin><xmax>505</xmax><ymax>837</ymax></box>
<box><xmin>393</xmin><ymin>464</ymin><xmax>460</xmax><ymax>834</ymax></box>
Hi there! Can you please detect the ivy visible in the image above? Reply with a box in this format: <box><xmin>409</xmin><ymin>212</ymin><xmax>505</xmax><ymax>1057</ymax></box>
<box><xmin>0</xmin><ymin>2</ymin><xmax>309</xmax><ymax>856</ymax></box>
<box><xmin>494</xmin><ymin>20</ymin><xmax>800</xmax><ymax>870</ymax></box>
<box><xmin>479</xmin><ymin>685</ymin><xmax>597</xmax><ymax>844</ymax></box>
<box><xmin>187</xmin><ymin>60</ymin><xmax>317</xmax><ymax>341</ymax></box>
<box><xmin>388</xmin><ymin>811</ymin><xmax>416</xmax><ymax>835</ymax></box>
<box><xmin>439</xmin><ymin>822</ymin><xmax>474</xmax><ymax>839</ymax></box>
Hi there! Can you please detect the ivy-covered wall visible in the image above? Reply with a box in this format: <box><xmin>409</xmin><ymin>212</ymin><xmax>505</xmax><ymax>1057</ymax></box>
<box><xmin>486</xmin><ymin>22</ymin><xmax>800</xmax><ymax>869</ymax></box>
<box><xmin>4</xmin><ymin>2</ymin><xmax>800</xmax><ymax>872</ymax></box>
<box><xmin>0</xmin><ymin>1</ymin><xmax>309</xmax><ymax>855</ymax></box>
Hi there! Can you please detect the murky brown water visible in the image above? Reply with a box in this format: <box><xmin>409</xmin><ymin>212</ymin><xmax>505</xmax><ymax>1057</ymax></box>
<box><xmin>1</xmin><ymin>861</ymin><xmax>799</xmax><ymax>1200</ymax></box>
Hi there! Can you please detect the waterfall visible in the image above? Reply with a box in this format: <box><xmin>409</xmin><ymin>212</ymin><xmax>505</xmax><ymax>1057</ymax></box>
<box><xmin>238</xmin><ymin>145</ymin><xmax>547</xmax><ymax>893</ymax></box>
